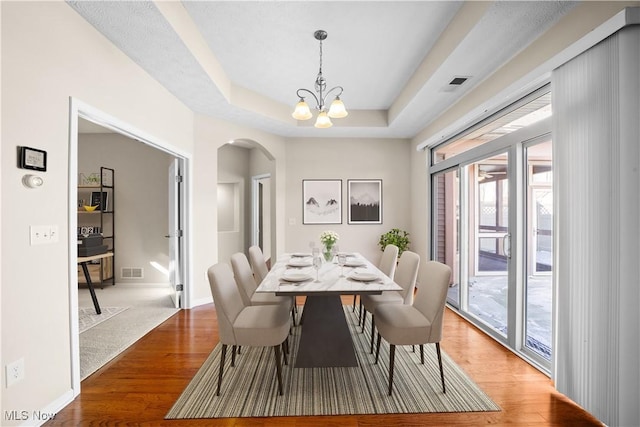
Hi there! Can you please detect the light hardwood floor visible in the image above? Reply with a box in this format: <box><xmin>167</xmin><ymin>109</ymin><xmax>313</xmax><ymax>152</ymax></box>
<box><xmin>46</xmin><ymin>297</ymin><xmax>602</xmax><ymax>426</ymax></box>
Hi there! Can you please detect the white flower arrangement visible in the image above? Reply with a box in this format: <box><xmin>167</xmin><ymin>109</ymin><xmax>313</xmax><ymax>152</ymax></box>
<box><xmin>320</xmin><ymin>230</ymin><xmax>339</xmax><ymax>247</ymax></box>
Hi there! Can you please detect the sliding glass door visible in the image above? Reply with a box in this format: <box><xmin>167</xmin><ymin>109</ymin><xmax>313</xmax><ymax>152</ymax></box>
<box><xmin>524</xmin><ymin>139</ymin><xmax>553</xmax><ymax>362</ymax></box>
<box><xmin>466</xmin><ymin>154</ymin><xmax>510</xmax><ymax>337</ymax></box>
<box><xmin>431</xmin><ymin>88</ymin><xmax>553</xmax><ymax>371</ymax></box>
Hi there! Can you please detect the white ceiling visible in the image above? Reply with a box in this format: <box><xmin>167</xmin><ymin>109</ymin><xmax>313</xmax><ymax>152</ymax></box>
<box><xmin>68</xmin><ymin>1</ymin><xmax>577</xmax><ymax>139</ymax></box>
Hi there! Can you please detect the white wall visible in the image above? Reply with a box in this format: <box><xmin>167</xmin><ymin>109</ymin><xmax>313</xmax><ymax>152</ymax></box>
<box><xmin>79</xmin><ymin>133</ymin><xmax>174</xmax><ymax>284</ymax></box>
<box><xmin>1</xmin><ymin>2</ymin><xmax>194</xmax><ymax>422</ymax></box>
<box><xmin>285</xmin><ymin>137</ymin><xmax>412</xmax><ymax>268</ymax></box>
<box><xmin>217</xmin><ymin>144</ymin><xmax>250</xmax><ymax>263</ymax></box>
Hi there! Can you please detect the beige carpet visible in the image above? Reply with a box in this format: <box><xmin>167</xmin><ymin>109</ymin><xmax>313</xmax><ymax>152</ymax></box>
<box><xmin>78</xmin><ymin>306</ymin><xmax>128</xmax><ymax>333</ymax></box>
<box><xmin>166</xmin><ymin>306</ymin><xmax>500</xmax><ymax>419</ymax></box>
<box><xmin>79</xmin><ymin>286</ymin><xmax>179</xmax><ymax>380</ymax></box>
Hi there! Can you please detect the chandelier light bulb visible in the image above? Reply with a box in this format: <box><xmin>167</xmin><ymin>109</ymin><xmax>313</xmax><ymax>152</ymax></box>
<box><xmin>328</xmin><ymin>96</ymin><xmax>348</xmax><ymax>119</ymax></box>
<box><xmin>292</xmin><ymin>99</ymin><xmax>313</xmax><ymax>120</ymax></box>
<box><xmin>314</xmin><ymin>111</ymin><xmax>333</xmax><ymax>128</ymax></box>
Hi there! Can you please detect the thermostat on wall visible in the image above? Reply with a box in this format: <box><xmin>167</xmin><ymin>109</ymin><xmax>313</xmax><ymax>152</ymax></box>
<box><xmin>18</xmin><ymin>146</ymin><xmax>47</xmax><ymax>172</ymax></box>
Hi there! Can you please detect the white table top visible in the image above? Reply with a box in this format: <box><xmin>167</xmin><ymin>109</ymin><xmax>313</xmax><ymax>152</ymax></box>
<box><xmin>255</xmin><ymin>252</ymin><xmax>402</xmax><ymax>296</ymax></box>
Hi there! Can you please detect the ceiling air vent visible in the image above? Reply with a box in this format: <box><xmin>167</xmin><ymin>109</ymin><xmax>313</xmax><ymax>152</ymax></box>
<box><xmin>441</xmin><ymin>76</ymin><xmax>471</xmax><ymax>92</ymax></box>
<box><xmin>449</xmin><ymin>77</ymin><xmax>468</xmax><ymax>85</ymax></box>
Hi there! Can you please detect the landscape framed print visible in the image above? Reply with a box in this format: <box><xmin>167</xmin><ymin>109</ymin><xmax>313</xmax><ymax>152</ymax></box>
<box><xmin>348</xmin><ymin>179</ymin><xmax>382</xmax><ymax>224</ymax></box>
<box><xmin>302</xmin><ymin>179</ymin><xmax>342</xmax><ymax>224</ymax></box>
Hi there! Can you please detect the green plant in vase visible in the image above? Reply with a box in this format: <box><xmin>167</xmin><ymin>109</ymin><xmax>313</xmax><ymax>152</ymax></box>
<box><xmin>378</xmin><ymin>228</ymin><xmax>410</xmax><ymax>256</ymax></box>
<box><xmin>320</xmin><ymin>230</ymin><xmax>339</xmax><ymax>262</ymax></box>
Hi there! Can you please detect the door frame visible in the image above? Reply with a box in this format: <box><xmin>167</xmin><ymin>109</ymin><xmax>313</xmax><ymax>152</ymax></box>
<box><xmin>251</xmin><ymin>173</ymin><xmax>271</xmax><ymax>250</ymax></box>
<box><xmin>68</xmin><ymin>98</ymin><xmax>192</xmax><ymax>396</ymax></box>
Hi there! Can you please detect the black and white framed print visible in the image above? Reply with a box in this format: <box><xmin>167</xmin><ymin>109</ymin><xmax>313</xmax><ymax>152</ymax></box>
<box><xmin>348</xmin><ymin>179</ymin><xmax>382</xmax><ymax>224</ymax></box>
<box><xmin>90</xmin><ymin>191</ymin><xmax>108</xmax><ymax>211</ymax></box>
<box><xmin>302</xmin><ymin>179</ymin><xmax>342</xmax><ymax>224</ymax></box>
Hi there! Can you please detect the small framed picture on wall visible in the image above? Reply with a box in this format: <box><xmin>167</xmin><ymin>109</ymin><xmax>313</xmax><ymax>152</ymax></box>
<box><xmin>348</xmin><ymin>179</ymin><xmax>382</xmax><ymax>224</ymax></box>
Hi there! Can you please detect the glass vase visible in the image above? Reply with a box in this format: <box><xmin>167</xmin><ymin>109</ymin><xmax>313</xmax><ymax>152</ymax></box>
<box><xmin>323</xmin><ymin>245</ymin><xmax>334</xmax><ymax>262</ymax></box>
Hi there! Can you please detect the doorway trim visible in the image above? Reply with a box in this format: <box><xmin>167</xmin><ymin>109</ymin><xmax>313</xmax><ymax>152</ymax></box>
<box><xmin>251</xmin><ymin>173</ymin><xmax>271</xmax><ymax>249</ymax></box>
<box><xmin>68</xmin><ymin>97</ymin><xmax>192</xmax><ymax>396</ymax></box>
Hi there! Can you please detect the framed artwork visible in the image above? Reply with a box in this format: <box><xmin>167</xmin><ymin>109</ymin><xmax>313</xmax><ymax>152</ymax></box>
<box><xmin>90</xmin><ymin>191</ymin><xmax>108</xmax><ymax>211</ymax></box>
<box><xmin>302</xmin><ymin>179</ymin><xmax>342</xmax><ymax>224</ymax></box>
<box><xmin>348</xmin><ymin>179</ymin><xmax>382</xmax><ymax>224</ymax></box>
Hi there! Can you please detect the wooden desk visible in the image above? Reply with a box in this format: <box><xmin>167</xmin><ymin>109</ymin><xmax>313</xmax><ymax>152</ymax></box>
<box><xmin>78</xmin><ymin>252</ymin><xmax>114</xmax><ymax>314</ymax></box>
<box><xmin>256</xmin><ymin>253</ymin><xmax>401</xmax><ymax>368</ymax></box>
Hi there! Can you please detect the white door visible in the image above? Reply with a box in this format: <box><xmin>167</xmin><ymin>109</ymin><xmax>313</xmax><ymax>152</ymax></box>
<box><xmin>168</xmin><ymin>159</ymin><xmax>183</xmax><ymax>308</ymax></box>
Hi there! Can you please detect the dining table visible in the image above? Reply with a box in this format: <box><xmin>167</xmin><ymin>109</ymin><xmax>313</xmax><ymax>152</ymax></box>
<box><xmin>255</xmin><ymin>252</ymin><xmax>401</xmax><ymax>368</ymax></box>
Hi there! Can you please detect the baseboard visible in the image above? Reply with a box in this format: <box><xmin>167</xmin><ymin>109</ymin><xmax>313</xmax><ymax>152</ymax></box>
<box><xmin>188</xmin><ymin>295</ymin><xmax>213</xmax><ymax>309</ymax></box>
<box><xmin>109</xmin><ymin>282</ymin><xmax>172</xmax><ymax>288</ymax></box>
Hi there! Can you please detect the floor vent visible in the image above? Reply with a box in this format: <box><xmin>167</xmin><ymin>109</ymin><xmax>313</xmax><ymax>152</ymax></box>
<box><xmin>122</xmin><ymin>267</ymin><xmax>144</xmax><ymax>279</ymax></box>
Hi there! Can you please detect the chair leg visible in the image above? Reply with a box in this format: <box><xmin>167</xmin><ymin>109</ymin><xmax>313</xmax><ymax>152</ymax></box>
<box><xmin>436</xmin><ymin>342</ymin><xmax>445</xmax><ymax>393</ymax></box>
<box><xmin>420</xmin><ymin>344</ymin><xmax>424</xmax><ymax>364</ymax></box>
<box><xmin>388</xmin><ymin>344</ymin><xmax>396</xmax><ymax>396</ymax></box>
<box><xmin>375</xmin><ymin>333</ymin><xmax>382</xmax><ymax>364</ymax></box>
<box><xmin>217</xmin><ymin>344</ymin><xmax>227</xmax><ymax>396</ymax></box>
<box><xmin>231</xmin><ymin>345</ymin><xmax>237</xmax><ymax>367</ymax></box>
<box><xmin>361</xmin><ymin>310</ymin><xmax>367</xmax><ymax>332</ymax></box>
<box><xmin>273</xmin><ymin>345</ymin><xmax>284</xmax><ymax>396</ymax></box>
<box><xmin>359</xmin><ymin>301</ymin><xmax>364</xmax><ymax>326</ymax></box>
<box><xmin>370</xmin><ymin>315</ymin><xmax>376</xmax><ymax>354</ymax></box>
<box><xmin>352</xmin><ymin>294</ymin><xmax>357</xmax><ymax>312</ymax></box>
<box><xmin>237</xmin><ymin>345</ymin><xmax>241</xmax><ymax>354</ymax></box>
<box><xmin>281</xmin><ymin>342</ymin><xmax>288</xmax><ymax>366</ymax></box>
<box><xmin>291</xmin><ymin>306</ymin><xmax>297</xmax><ymax>327</ymax></box>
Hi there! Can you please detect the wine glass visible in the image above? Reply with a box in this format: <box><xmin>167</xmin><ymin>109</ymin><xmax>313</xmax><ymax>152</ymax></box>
<box><xmin>332</xmin><ymin>245</ymin><xmax>339</xmax><ymax>263</ymax></box>
<box><xmin>312</xmin><ymin>255</ymin><xmax>322</xmax><ymax>282</ymax></box>
<box><xmin>337</xmin><ymin>253</ymin><xmax>347</xmax><ymax>277</ymax></box>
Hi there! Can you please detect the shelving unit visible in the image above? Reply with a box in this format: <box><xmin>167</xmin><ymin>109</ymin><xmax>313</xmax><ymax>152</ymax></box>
<box><xmin>78</xmin><ymin>167</ymin><xmax>115</xmax><ymax>286</ymax></box>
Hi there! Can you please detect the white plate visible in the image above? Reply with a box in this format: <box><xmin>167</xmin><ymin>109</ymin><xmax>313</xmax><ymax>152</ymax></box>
<box><xmin>344</xmin><ymin>259</ymin><xmax>366</xmax><ymax>267</ymax></box>
<box><xmin>291</xmin><ymin>252</ymin><xmax>311</xmax><ymax>258</ymax></box>
<box><xmin>287</xmin><ymin>259</ymin><xmax>312</xmax><ymax>267</ymax></box>
<box><xmin>350</xmin><ymin>272</ymin><xmax>379</xmax><ymax>282</ymax></box>
<box><xmin>281</xmin><ymin>272</ymin><xmax>312</xmax><ymax>282</ymax></box>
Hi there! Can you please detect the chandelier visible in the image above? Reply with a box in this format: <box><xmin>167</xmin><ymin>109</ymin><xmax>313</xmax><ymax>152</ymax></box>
<box><xmin>292</xmin><ymin>30</ymin><xmax>348</xmax><ymax>128</ymax></box>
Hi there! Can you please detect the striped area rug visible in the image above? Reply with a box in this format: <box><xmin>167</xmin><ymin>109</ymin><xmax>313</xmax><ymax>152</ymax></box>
<box><xmin>166</xmin><ymin>306</ymin><xmax>500</xmax><ymax>419</ymax></box>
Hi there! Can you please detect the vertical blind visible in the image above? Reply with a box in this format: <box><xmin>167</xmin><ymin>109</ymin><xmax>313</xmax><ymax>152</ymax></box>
<box><xmin>552</xmin><ymin>26</ymin><xmax>639</xmax><ymax>427</ymax></box>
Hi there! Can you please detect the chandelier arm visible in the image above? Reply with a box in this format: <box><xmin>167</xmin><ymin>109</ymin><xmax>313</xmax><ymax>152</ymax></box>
<box><xmin>296</xmin><ymin>88</ymin><xmax>321</xmax><ymax>110</ymax></box>
<box><xmin>321</xmin><ymin>86</ymin><xmax>344</xmax><ymax>105</ymax></box>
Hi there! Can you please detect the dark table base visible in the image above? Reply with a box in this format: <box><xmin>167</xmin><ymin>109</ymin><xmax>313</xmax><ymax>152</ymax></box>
<box><xmin>295</xmin><ymin>295</ymin><xmax>358</xmax><ymax>368</ymax></box>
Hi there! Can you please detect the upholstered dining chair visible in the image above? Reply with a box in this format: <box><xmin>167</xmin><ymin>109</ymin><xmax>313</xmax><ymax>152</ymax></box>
<box><xmin>355</xmin><ymin>244</ymin><xmax>399</xmax><ymax>315</ymax></box>
<box><xmin>360</xmin><ymin>250</ymin><xmax>419</xmax><ymax>354</ymax></box>
<box><xmin>207</xmin><ymin>262</ymin><xmax>291</xmax><ymax>396</ymax></box>
<box><xmin>248</xmin><ymin>245</ymin><xmax>300</xmax><ymax>317</ymax></box>
<box><xmin>374</xmin><ymin>260</ymin><xmax>452</xmax><ymax>396</ymax></box>
<box><xmin>248</xmin><ymin>245</ymin><xmax>270</xmax><ymax>284</ymax></box>
<box><xmin>230</xmin><ymin>252</ymin><xmax>296</xmax><ymax>326</ymax></box>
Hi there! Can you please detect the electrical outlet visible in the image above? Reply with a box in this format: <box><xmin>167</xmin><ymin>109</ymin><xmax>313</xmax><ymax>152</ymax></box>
<box><xmin>5</xmin><ymin>358</ymin><xmax>25</xmax><ymax>387</ymax></box>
